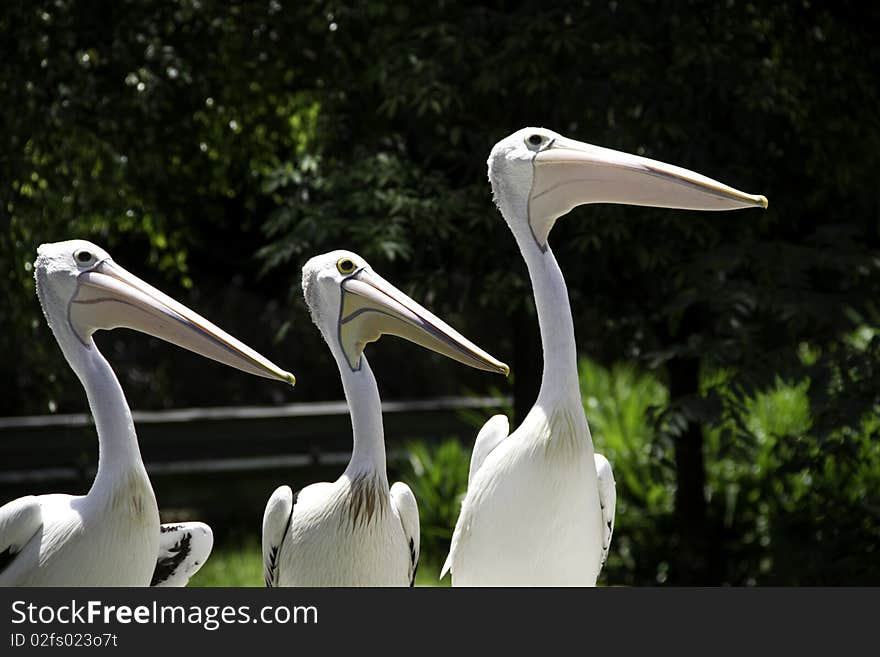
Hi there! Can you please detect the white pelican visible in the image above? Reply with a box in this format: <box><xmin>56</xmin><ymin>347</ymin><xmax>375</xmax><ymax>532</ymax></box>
<box><xmin>262</xmin><ymin>250</ymin><xmax>508</xmax><ymax>586</ymax></box>
<box><xmin>443</xmin><ymin>128</ymin><xmax>768</xmax><ymax>586</ymax></box>
<box><xmin>0</xmin><ymin>240</ymin><xmax>295</xmax><ymax>586</ymax></box>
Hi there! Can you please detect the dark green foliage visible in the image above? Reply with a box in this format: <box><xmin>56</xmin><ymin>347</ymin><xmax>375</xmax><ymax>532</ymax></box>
<box><xmin>585</xmin><ymin>359</ymin><xmax>880</xmax><ymax>585</ymax></box>
<box><xmin>398</xmin><ymin>439</ymin><xmax>472</xmax><ymax>571</ymax></box>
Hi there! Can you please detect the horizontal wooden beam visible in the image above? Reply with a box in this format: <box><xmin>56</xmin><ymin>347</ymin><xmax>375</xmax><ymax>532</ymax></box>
<box><xmin>0</xmin><ymin>396</ymin><xmax>510</xmax><ymax>429</ymax></box>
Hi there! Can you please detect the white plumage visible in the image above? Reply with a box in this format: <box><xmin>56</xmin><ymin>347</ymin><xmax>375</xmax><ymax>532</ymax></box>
<box><xmin>444</xmin><ymin>128</ymin><xmax>767</xmax><ymax>586</ymax></box>
<box><xmin>466</xmin><ymin>414</ymin><xmax>509</xmax><ymax>486</ymax></box>
<box><xmin>444</xmin><ymin>403</ymin><xmax>607</xmax><ymax>586</ymax></box>
<box><xmin>262</xmin><ymin>250</ymin><xmax>506</xmax><ymax>586</ymax></box>
<box><xmin>594</xmin><ymin>454</ymin><xmax>617</xmax><ymax>569</ymax></box>
<box><xmin>263</xmin><ymin>477</ymin><xmax>418</xmax><ymax>587</ymax></box>
<box><xmin>0</xmin><ymin>240</ymin><xmax>293</xmax><ymax>586</ymax></box>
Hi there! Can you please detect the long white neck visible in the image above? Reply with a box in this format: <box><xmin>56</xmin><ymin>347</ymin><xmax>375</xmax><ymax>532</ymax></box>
<box><xmin>499</xmin><ymin>194</ymin><xmax>582</xmax><ymax>410</ymax></box>
<box><xmin>51</xmin><ymin>324</ymin><xmax>148</xmax><ymax>494</ymax></box>
<box><xmin>522</xmin><ymin>239</ymin><xmax>582</xmax><ymax>406</ymax></box>
<box><xmin>327</xmin><ymin>340</ymin><xmax>389</xmax><ymax>485</ymax></box>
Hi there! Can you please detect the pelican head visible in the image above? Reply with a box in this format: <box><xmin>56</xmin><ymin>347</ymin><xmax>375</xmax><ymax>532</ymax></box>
<box><xmin>34</xmin><ymin>239</ymin><xmax>296</xmax><ymax>385</ymax></box>
<box><xmin>302</xmin><ymin>250</ymin><xmax>509</xmax><ymax>376</ymax></box>
<box><xmin>488</xmin><ymin>127</ymin><xmax>769</xmax><ymax>250</ymax></box>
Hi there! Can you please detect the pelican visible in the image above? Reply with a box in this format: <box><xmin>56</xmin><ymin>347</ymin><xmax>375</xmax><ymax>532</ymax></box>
<box><xmin>262</xmin><ymin>250</ymin><xmax>508</xmax><ymax>586</ymax></box>
<box><xmin>443</xmin><ymin>128</ymin><xmax>768</xmax><ymax>586</ymax></box>
<box><xmin>0</xmin><ymin>240</ymin><xmax>295</xmax><ymax>586</ymax></box>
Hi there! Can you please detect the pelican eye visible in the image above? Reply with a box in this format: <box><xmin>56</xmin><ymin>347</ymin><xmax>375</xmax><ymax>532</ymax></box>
<box><xmin>527</xmin><ymin>134</ymin><xmax>543</xmax><ymax>146</ymax></box>
<box><xmin>74</xmin><ymin>249</ymin><xmax>96</xmax><ymax>265</ymax></box>
<box><xmin>336</xmin><ymin>258</ymin><xmax>357</xmax><ymax>275</ymax></box>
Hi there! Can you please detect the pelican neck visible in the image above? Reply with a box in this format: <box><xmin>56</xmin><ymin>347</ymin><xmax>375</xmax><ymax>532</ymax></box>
<box><xmin>329</xmin><ymin>344</ymin><xmax>390</xmax><ymax>484</ymax></box>
<box><xmin>54</xmin><ymin>329</ymin><xmax>149</xmax><ymax>493</ymax></box>
<box><xmin>511</xmin><ymin>224</ymin><xmax>582</xmax><ymax>408</ymax></box>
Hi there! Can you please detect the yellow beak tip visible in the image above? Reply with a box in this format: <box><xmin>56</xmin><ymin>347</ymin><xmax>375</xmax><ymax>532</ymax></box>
<box><xmin>284</xmin><ymin>372</ymin><xmax>296</xmax><ymax>386</ymax></box>
<box><xmin>501</xmin><ymin>364</ymin><xmax>511</xmax><ymax>377</ymax></box>
<box><xmin>758</xmin><ymin>195</ymin><xmax>769</xmax><ymax>210</ymax></box>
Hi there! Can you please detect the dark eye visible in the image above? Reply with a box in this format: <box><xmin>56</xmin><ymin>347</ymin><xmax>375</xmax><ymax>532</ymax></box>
<box><xmin>527</xmin><ymin>134</ymin><xmax>543</xmax><ymax>146</ymax></box>
<box><xmin>74</xmin><ymin>249</ymin><xmax>95</xmax><ymax>265</ymax></box>
<box><xmin>336</xmin><ymin>258</ymin><xmax>356</xmax><ymax>274</ymax></box>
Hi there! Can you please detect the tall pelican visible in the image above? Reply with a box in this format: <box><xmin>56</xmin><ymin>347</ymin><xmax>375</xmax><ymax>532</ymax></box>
<box><xmin>0</xmin><ymin>240</ymin><xmax>295</xmax><ymax>586</ymax></box>
<box><xmin>262</xmin><ymin>250</ymin><xmax>508</xmax><ymax>586</ymax></box>
<box><xmin>443</xmin><ymin>128</ymin><xmax>768</xmax><ymax>586</ymax></box>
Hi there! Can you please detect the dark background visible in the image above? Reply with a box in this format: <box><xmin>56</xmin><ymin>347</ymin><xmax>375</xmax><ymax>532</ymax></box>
<box><xmin>1</xmin><ymin>0</ymin><xmax>879</xmax><ymax>585</ymax></box>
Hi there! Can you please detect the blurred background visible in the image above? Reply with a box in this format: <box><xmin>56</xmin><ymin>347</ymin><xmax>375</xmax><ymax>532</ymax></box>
<box><xmin>2</xmin><ymin>0</ymin><xmax>879</xmax><ymax>585</ymax></box>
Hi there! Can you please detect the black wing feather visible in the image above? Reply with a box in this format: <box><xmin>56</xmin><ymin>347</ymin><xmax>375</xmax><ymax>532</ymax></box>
<box><xmin>0</xmin><ymin>546</ymin><xmax>17</xmax><ymax>575</ymax></box>
<box><xmin>409</xmin><ymin>537</ymin><xmax>418</xmax><ymax>587</ymax></box>
<box><xmin>150</xmin><ymin>533</ymin><xmax>192</xmax><ymax>586</ymax></box>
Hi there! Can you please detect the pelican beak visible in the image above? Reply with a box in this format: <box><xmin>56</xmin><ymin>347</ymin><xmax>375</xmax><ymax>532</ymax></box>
<box><xmin>337</xmin><ymin>268</ymin><xmax>509</xmax><ymax>376</ymax></box>
<box><xmin>529</xmin><ymin>137</ymin><xmax>768</xmax><ymax>248</ymax></box>
<box><xmin>69</xmin><ymin>259</ymin><xmax>296</xmax><ymax>385</ymax></box>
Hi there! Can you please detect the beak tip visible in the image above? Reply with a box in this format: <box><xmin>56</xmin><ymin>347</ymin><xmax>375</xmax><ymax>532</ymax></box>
<box><xmin>500</xmin><ymin>363</ymin><xmax>511</xmax><ymax>377</ymax></box>
<box><xmin>758</xmin><ymin>195</ymin><xmax>769</xmax><ymax>210</ymax></box>
<box><xmin>284</xmin><ymin>371</ymin><xmax>296</xmax><ymax>386</ymax></box>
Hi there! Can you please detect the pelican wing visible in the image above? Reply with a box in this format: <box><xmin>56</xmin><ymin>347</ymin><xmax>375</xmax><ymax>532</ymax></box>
<box><xmin>151</xmin><ymin>522</ymin><xmax>214</xmax><ymax>587</ymax></box>
<box><xmin>0</xmin><ymin>496</ymin><xmax>42</xmax><ymax>577</ymax></box>
<box><xmin>262</xmin><ymin>485</ymin><xmax>297</xmax><ymax>587</ymax></box>
<box><xmin>440</xmin><ymin>415</ymin><xmax>509</xmax><ymax>581</ymax></box>
<box><xmin>468</xmin><ymin>414</ymin><xmax>510</xmax><ymax>485</ymax></box>
<box><xmin>390</xmin><ymin>482</ymin><xmax>420</xmax><ymax>586</ymax></box>
<box><xmin>594</xmin><ymin>454</ymin><xmax>617</xmax><ymax>572</ymax></box>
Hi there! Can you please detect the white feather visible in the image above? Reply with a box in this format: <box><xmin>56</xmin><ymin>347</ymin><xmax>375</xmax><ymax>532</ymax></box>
<box><xmin>390</xmin><ymin>481</ymin><xmax>420</xmax><ymax>586</ymax></box>
<box><xmin>0</xmin><ymin>497</ymin><xmax>42</xmax><ymax>563</ymax></box>
<box><xmin>262</xmin><ymin>485</ymin><xmax>295</xmax><ymax>587</ymax></box>
<box><xmin>467</xmin><ymin>414</ymin><xmax>510</xmax><ymax>486</ymax></box>
<box><xmin>594</xmin><ymin>453</ymin><xmax>617</xmax><ymax>570</ymax></box>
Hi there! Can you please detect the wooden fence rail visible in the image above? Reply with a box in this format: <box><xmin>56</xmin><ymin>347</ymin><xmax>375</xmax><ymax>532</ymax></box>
<box><xmin>0</xmin><ymin>396</ymin><xmax>509</xmax><ymax>527</ymax></box>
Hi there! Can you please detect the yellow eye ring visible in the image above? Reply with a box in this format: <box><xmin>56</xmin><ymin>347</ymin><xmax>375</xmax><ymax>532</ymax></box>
<box><xmin>336</xmin><ymin>258</ymin><xmax>356</xmax><ymax>275</ymax></box>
